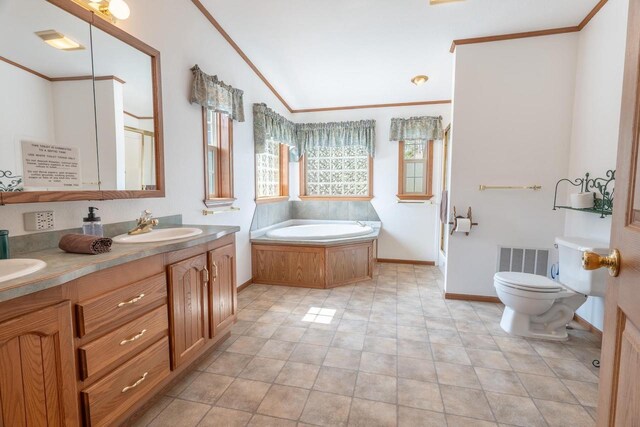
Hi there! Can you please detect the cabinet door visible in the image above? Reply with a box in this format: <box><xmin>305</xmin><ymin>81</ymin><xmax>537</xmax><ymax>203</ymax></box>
<box><xmin>168</xmin><ymin>253</ymin><xmax>209</xmax><ymax>369</ymax></box>
<box><xmin>0</xmin><ymin>301</ymin><xmax>79</xmax><ymax>426</ymax></box>
<box><xmin>208</xmin><ymin>243</ymin><xmax>237</xmax><ymax>337</ymax></box>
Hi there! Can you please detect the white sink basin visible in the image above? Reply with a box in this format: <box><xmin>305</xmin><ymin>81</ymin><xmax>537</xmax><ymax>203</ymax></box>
<box><xmin>0</xmin><ymin>259</ymin><xmax>47</xmax><ymax>283</ymax></box>
<box><xmin>113</xmin><ymin>227</ymin><xmax>203</xmax><ymax>244</ymax></box>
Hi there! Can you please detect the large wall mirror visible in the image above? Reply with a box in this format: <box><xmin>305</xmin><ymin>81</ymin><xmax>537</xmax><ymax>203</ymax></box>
<box><xmin>0</xmin><ymin>0</ymin><xmax>164</xmax><ymax>204</ymax></box>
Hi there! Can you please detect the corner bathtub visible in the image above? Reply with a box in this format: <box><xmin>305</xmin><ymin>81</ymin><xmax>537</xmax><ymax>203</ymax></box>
<box><xmin>265</xmin><ymin>223</ymin><xmax>373</xmax><ymax>241</ymax></box>
<box><xmin>251</xmin><ymin>221</ymin><xmax>380</xmax><ymax>289</ymax></box>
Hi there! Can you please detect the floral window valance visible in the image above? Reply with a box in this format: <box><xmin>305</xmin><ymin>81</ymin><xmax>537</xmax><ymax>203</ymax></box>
<box><xmin>190</xmin><ymin>65</ymin><xmax>245</xmax><ymax>122</ymax></box>
<box><xmin>389</xmin><ymin>116</ymin><xmax>444</xmax><ymax>141</ymax></box>
<box><xmin>253</xmin><ymin>103</ymin><xmax>376</xmax><ymax>161</ymax></box>
<box><xmin>253</xmin><ymin>103</ymin><xmax>299</xmax><ymax>159</ymax></box>
<box><xmin>296</xmin><ymin>120</ymin><xmax>376</xmax><ymax>158</ymax></box>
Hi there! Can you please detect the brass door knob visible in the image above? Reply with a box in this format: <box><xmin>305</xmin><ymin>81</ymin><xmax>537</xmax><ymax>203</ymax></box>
<box><xmin>582</xmin><ymin>249</ymin><xmax>621</xmax><ymax>277</ymax></box>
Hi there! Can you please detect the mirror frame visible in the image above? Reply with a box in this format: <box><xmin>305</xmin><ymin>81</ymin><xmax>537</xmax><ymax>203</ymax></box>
<box><xmin>0</xmin><ymin>0</ymin><xmax>165</xmax><ymax>205</ymax></box>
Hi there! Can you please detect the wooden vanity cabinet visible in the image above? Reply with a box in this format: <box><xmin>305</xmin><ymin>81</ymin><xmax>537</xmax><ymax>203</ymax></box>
<box><xmin>0</xmin><ymin>301</ymin><xmax>79</xmax><ymax>427</ymax></box>
<box><xmin>168</xmin><ymin>253</ymin><xmax>210</xmax><ymax>369</ymax></box>
<box><xmin>208</xmin><ymin>243</ymin><xmax>237</xmax><ymax>337</ymax></box>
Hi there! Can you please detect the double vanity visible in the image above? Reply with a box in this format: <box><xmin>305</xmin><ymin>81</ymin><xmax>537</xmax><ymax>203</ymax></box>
<box><xmin>0</xmin><ymin>225</ymin><xmax>239</xmax><ymax>426</ymax></box>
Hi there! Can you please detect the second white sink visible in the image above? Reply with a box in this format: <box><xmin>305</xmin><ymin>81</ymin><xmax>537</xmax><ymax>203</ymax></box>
<box><xmin>0</xmin><ymin>259</ymin><xmax>47</xmax><ymax>283</ymax></box>
<box><xmin>113</xmin><ymin>227</ymin><xmax>203</xmax><ymax>244</ymax></box>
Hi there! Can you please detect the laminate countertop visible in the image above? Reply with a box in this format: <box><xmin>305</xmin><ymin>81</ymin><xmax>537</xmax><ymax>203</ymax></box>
<box><xmin>0</xmin><ymin>225</ymin><xmax>239</xmax><ymax>303</ymax></box>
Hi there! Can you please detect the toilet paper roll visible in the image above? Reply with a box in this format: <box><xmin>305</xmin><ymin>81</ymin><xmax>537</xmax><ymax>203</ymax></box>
<box><xmin>455</xmin><ymin>218</ymin><xmax>472</xmax><ymax>233</ymax></box>
<box><xmin>570</xmin><ymin>192</ymin><xmax>594</xmax><ymax>209</ymax></box>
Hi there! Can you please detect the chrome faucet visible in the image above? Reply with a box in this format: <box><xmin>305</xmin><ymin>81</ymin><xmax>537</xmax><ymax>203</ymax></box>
<box><xmin>128</xmin><ymin>209</ymin><xmax>159</xmax><ymax>235</ymax></box>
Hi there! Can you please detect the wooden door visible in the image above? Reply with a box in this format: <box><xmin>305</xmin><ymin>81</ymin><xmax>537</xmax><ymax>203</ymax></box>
<box><xmin>208</xmin><ymin>243</ymin><xmax>236</xmax><ymax>337</ymax></box>
<box><xmin>168</xmin><ymin>253</ymin><xmax>209</xmax><ymax>369</ymax></box>
<box><xmin>597</xmin><ymin>0</ymin><xmax>640</xmax><ymax>424</ymax></box>
<box><xmin>0</xmin><ymin>301</ymin><xmax>79</xmax><ymax>426</ymax></box>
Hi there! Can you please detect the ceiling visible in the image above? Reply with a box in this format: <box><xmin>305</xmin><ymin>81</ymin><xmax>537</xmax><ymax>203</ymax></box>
<box><xmin>0</xmin><ymin>0</ymin><xmax>153</xmax><ymax>116</ymax></box>
<box><xmin>200</xmin><ymin>0</ymin><xmax>600</xmax><ymax>110</ymax></box>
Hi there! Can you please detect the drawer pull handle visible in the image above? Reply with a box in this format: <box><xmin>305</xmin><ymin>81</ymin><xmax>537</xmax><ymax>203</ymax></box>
<box><xmin>212</xmin><ymin>262</ymin><xmax>218</xmax><ymax>280</ymax></box>
<box><xmin>122</xmin><ymin>372</ymin><xmax>148</xmax><ymax>393</ymax></box>
<box><xmin>120</xmin><ymin>329</ymin><xmax>147</xmax><ymax>346</ymax></box>
<box><xmin>117</xmin><ymin>293</ymin><xmax>145</xmax><ymax>308</ymax></box>
<box><xmin>202</xmin><ymin>267</ymin><xmax>209</xmax><ymax>285</ymax></box>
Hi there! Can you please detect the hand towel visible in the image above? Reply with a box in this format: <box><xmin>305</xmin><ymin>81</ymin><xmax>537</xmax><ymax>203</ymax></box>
<box><xmin>59</xmin><ymin>234</ymin><xmax>113</xmax><ymax>255</ymax></box>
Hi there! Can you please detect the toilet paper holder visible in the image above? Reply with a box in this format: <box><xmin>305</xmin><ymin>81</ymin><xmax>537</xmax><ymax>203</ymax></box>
<box><xmin>448</xmin><ymin>206</ymin><xmax>479</xmax><ymax>236</ymax></box>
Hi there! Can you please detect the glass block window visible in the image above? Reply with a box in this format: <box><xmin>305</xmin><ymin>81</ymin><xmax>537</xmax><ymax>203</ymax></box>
<box><xmin>256</xmin><ymin>138</ymin><xmax>282</xmax><ymax>198</ymax></box>
<box><xmin>304</xmin><ymin>146</ymin><xmax>370</xmax><ymax>197</ymax></box>
<box><xmin>398</xmin><ymin>140</ymin><xmax>433</xmax><ymax>200</ymax></box>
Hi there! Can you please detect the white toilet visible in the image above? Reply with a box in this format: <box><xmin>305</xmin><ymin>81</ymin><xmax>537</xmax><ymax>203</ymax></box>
<box><xmin>494</xmin><ymin>237</ymin><xmax>608</xmax><ymax>341</ymax></box>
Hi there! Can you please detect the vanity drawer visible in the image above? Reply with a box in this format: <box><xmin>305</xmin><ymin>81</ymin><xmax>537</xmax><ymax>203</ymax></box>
<box><xmin>76</xmin><ymin>273</ymin><xmax>167</xmax><ymax>337</ymax></box>
<box><xmin>81</xmin><ymin>337</ymin><xmax>170</xmax><ymax>427</ymax></box>
<box><xmin>78</xmin><ymin>305</ymin><xmax>168</xmax><ymax>380</ymax></box>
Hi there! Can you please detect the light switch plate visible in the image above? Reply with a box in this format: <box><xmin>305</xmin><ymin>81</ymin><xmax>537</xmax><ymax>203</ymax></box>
<box><xmin>24</xmin><ymin>211</ymin><xmax>54</xmax><ymax>231</ymax></box>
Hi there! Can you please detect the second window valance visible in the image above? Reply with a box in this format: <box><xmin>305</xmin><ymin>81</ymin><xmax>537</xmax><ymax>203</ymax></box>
<box><xmin>389</xmin><ymin>116</ymin><xmax>443</xmax><ymax>141</ymax></box>
<box><xmin>190</xmin><ymin>65</ymin><xmax>245</xmax><ymax>122</ymax></box>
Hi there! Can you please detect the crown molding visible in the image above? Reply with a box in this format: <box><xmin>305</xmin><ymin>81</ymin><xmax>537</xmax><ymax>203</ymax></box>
<box><xmin>450</xmin><ymin>0</ymin><xmax>608</xmax><ymax>52</ymax></box>
<box><xmin>291</xmin><ymin>100</ymin><xmax>451</xmax><ymax>114</ymax></box>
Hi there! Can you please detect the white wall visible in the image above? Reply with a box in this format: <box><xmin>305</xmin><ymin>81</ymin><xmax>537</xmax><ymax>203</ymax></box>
<box><xmin>0</xmin><ymin>0</ymin><xmax>292</xmax><ymax>287</ymax></box>
<box><xmin>293</xmin><ymin>105</ymin><xmax>452</xmax><ymax>262</ymax></box>
<box><xmin>564</xmin><ymin>0</ymin><xmax>629</xmax><ymax>330</ymax></box>
<box><xmin>446</xmin><ymin>34</ymin><xmax>578</xmax><ymax>296</ymax></box>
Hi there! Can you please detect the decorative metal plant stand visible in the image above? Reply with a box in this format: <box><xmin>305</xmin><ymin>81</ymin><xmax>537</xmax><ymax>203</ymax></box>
<box><xmin>552</xmin><ymin>170</ymin><xmax>615</xmax><ymax>218</ymax></box>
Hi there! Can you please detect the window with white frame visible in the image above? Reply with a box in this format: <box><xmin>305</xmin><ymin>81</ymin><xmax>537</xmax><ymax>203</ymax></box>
<box><xmin>397</xmin><ymin>140</ymin><xmax>433</xmax><ymax>200</ymax></box>
<box><xmin>302</xmin><ymin>146</ymin><xmax>371</xmax><ymax>198</ymax></box>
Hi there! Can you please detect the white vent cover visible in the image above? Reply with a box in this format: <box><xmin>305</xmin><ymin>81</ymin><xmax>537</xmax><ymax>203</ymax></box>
<box><xmin>497</xmin><ymin>247</ymin><xmax>550</xmax><ymax>277</ymax></box>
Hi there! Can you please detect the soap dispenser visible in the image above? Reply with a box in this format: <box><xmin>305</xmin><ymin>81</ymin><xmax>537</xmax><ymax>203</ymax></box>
<box><xmin>0</xmin><ymin>230</ymin><xmax>9</xmax><ymax>260</ymax></box>
<box><xmin>82</xmin><ymin>207</ymin><xmax>104</xmax><ymax>237</ymax></box>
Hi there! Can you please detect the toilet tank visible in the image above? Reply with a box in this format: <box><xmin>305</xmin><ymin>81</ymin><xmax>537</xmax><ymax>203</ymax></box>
<box><xmin>555</xmin><ymin>237</ymin><xmax>609</xmax><ymax>297</ymax></box>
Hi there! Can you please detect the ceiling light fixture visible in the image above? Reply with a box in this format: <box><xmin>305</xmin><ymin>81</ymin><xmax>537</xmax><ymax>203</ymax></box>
<box><xmin>35</xmin><ymin>30</ymin><xmax>85</xmax><ymax>51</ymax></box>
<box><xmin>79</xmin><ymin>0</ymin><xmax>130</xmax><ymax>22</ymax></box>
<box><xmin>411</xmin><ymin>75</ymin><xmax>429</xmax><ymax>86</ymax></box>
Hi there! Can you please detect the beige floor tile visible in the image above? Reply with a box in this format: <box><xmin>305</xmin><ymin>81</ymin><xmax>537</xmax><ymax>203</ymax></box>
<box><xmin>313</xmin><ymin>366</ymin><xmax>358</xmax><ymax>396</ymax></box>
<box><xmin>238</xmin><ymin>357</ymin><xmax>286</xmax><ymax>383</ymax></box>
<box><xmin>179</xmin><ymin>372</ymin><xmax>234</xmax><ymax>404</ymax></box>
<box><xmin>323</xmin><ymin>347</ymin><xmax>362</xmax><ymax>370</ymax></box>
<box><xmin>397</xmin><ymin>338</ymin><xmax>431</xmax><ymax>359</ymax></box>
<box><xmin>535</xmin><ymin>399</ymin><xmax>595</xmax><ymax>427</ymax></box>
<box><xmin>338</xmin><ymin>319</ymin><xmax>369</xmax><ymax>334</ymax></box>
<box><xmin>562</xmin><ymin>379</ymin><xmax>599</xmax><ymax>407</ymax></box>
<box><xmin>301</xmin><ymin>329</ymin><xmax>336</xmax><ymax>346</ymax></box>
<box><xmin>271</xmin><ymin>326</ymin><xmax>307</xmax><ymax>342</ymax></box>
<box><xmin>238</xmin><ymin>309</ymin><xmax>267</xmax><ymax>322</ymax></box>
<box><xmin>256</xmin><ymin>340</ymin><xmax>297</xmax><ymax>360</ymax></box>
<box><xmin>247</xmin><ymin>414</ymin><xmax>297</xmax><ymax>426</ymax></box>
<box><xmin>207</xmin><ymin>352</ymin><xmax>253</xmax><ymax>376</ymax></box>
<box><xmin>459</xmin><ymin>333</ymin><xmax>499</xmax><ymax>351</ymax></box>
<box><xmin>485</xmin><ymin>392</ymin><xmax>546</xmax><ymax>427</ymax></box>
<box><xmin>435</xmin><ymin>362</ymin><xmax>481</xmax><ymax>389</ymax></box>
<box><xmin>366</xmin><ymin>321</ymin><xmax>397</xmax><ymax>338</ymax></box>
<box><xmin>165</xmin><ymin>370</ymin><xmax>200</xmax><ymax>397</ymax></box>
<box><xmin>288</xmin><ymin>342</ymin><xmax>328</xmax><ymax>365</ymax></box>
<box><xmin>398</xmin><ymin>325</ymin><xmax>430</xmax><ymax>342</ymax></box>
<box><xmin>299</xmin><ymin>391</ymin><xmax>352</xmax><ymax>426</ymax></box>
<box><xmin>397</xmin><ymin>378</ymin><xmax>443</xmax><ymax>412</ymax></box>
<box><xmin>332</xmin><ymin>332</ymin><xmax>366</xmax><ymax>351</ymax></box>
<box><xmin>398</xmin><ymin>356</ymin><xmax>437</xmax><ymax>382</ymax></box>
<box><xmin>518</xmin><ymin>372</ymin><xmax>579</xmax><ymax>403</ymax></box>
<box><xmin>398</xmin><ymin>406</ymin><xmax>447</xmax><ymax>427</ymax></box>
<box><xmin>244</xmin><ymin>323</ymin><xmax>280</xmax><ymax>339</ymax></box>
<box><xmin>359</xmin><ymin>351</ymin><xmax>397</xmax><ymax>376</ymax></box>
<box><xmin>493</xmin><ymin>336</ymin><xmax>537</xmax><ymax>355</ymax></box>
<box><xmin>198</xmin><ymin>406</ymin><xmax>253</xmax><ymax>426</ymax></box>
<box><xmin>363</xmin><ymin>335</ymin><xmax>397</xmax><ymax>355</ymax></box>
<box><xmin>217</xmin><ymin>379</ymin><xmax>271</xmax><ymax>412</ymax></box>
<box><xmin>445</xmin><ymin>415</ymin><xmax>497</xmax><ymax>426</ymax></box>
<box><xmin>425</xmin><ymin>317</ymin><xmax>457</xmax><ymax>331</ymax></box>
<box><xmin>544</xmin><ymin>357</ymin><xmax>599</xmax><ymax>383</ymax></box>
<box><xmin>275</xmin><ymin>361</ymin><xmax>320</xmax><ymax>389</ymax></box>
<box><xmin>475</xmin><ymin>368</ymin><xmax>527</xmax><ymax>396</ymax></box>
<box><xmin>432</xmin><ymin>344</ymin><xmax>471</xmax><ymax>365</ymax></box>
<box><xmin>354</xmin><ymin>372</ymin><xmax>397</xmax><ymax>404</ymax></box>
<box><xmin>529</xmin><ymin>340</ymin><xmax>578</xmax><ymax>360</ymax></box>
<box><xmin>440</xmin><ymin>385</ymin><xmax>494</xmax><ymax>421</ymax></box>
<box><xmin>228</xmin><ymin>336</ymin><xmax>269</xmax><ymax>356</ymax></box>
<box><xmin>348</xmin><ymin>398</ymin><xmax>397</xmax><ymax>427</ymax></box>
<box><xmin>256</xmin><ymin>384</ymin><xmax>309</xmax><ymax>420</ymax></box>
<box><xmin>503</xmin><ymin>352</ymin><xmax>556</xmax><ymax>377</ymax></box>
<box><xmin>466</xmin><ymin>348</ymin><xmax>511</xmax><ymax>371</ymax></box>
<box><xmin>131</xmin><ymin>396</ymin><xmax>172</xmax><ymax>427</ymax></box>
<box><xmin>148</xmin><ymin>399</ymin><xmax>210</xmax><ymax>427</ymax></box>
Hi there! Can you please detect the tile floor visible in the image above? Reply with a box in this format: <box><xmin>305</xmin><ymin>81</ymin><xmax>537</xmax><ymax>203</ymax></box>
<box><xmin>134</xmin><ymin>263</ymin><xmax>601</xmax><ymax>427</ymax></box>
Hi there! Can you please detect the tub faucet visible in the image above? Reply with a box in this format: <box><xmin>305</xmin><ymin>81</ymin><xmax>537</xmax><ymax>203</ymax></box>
<box><xmin>128</xmin><ymin>209</ymin><xmax>159</xmax><ymax>235</ymax></box>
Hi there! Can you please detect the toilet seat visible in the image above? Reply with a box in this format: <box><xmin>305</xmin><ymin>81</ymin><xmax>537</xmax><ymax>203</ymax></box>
<box><xmin>494</xmin><ymin>272</ymin><xmax>563</xmax><ymax>293</ymax></box>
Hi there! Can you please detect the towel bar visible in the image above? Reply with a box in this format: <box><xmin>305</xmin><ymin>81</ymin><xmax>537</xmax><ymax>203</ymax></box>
<box><xmin>202</xmin><ymin>207</ymin><xmax>240</xmax><ymax>215</ymax></box>
<box><xmin>479</xmin><ymin>185</ymin><xmax>542</xmax><ymax>191</ymax></box>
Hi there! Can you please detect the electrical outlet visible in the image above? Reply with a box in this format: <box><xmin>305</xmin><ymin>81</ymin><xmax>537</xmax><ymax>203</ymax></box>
<box><xmin>24</xmin><ymin>211</ymin><xmax>54</xmax><ymax>231</ymax></box>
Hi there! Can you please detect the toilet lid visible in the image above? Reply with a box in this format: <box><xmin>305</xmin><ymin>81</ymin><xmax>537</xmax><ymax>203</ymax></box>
<box><xmin>494</xmin><ymin>272</ymin><xmax>563</xmax><ymax>293</ymax></box>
